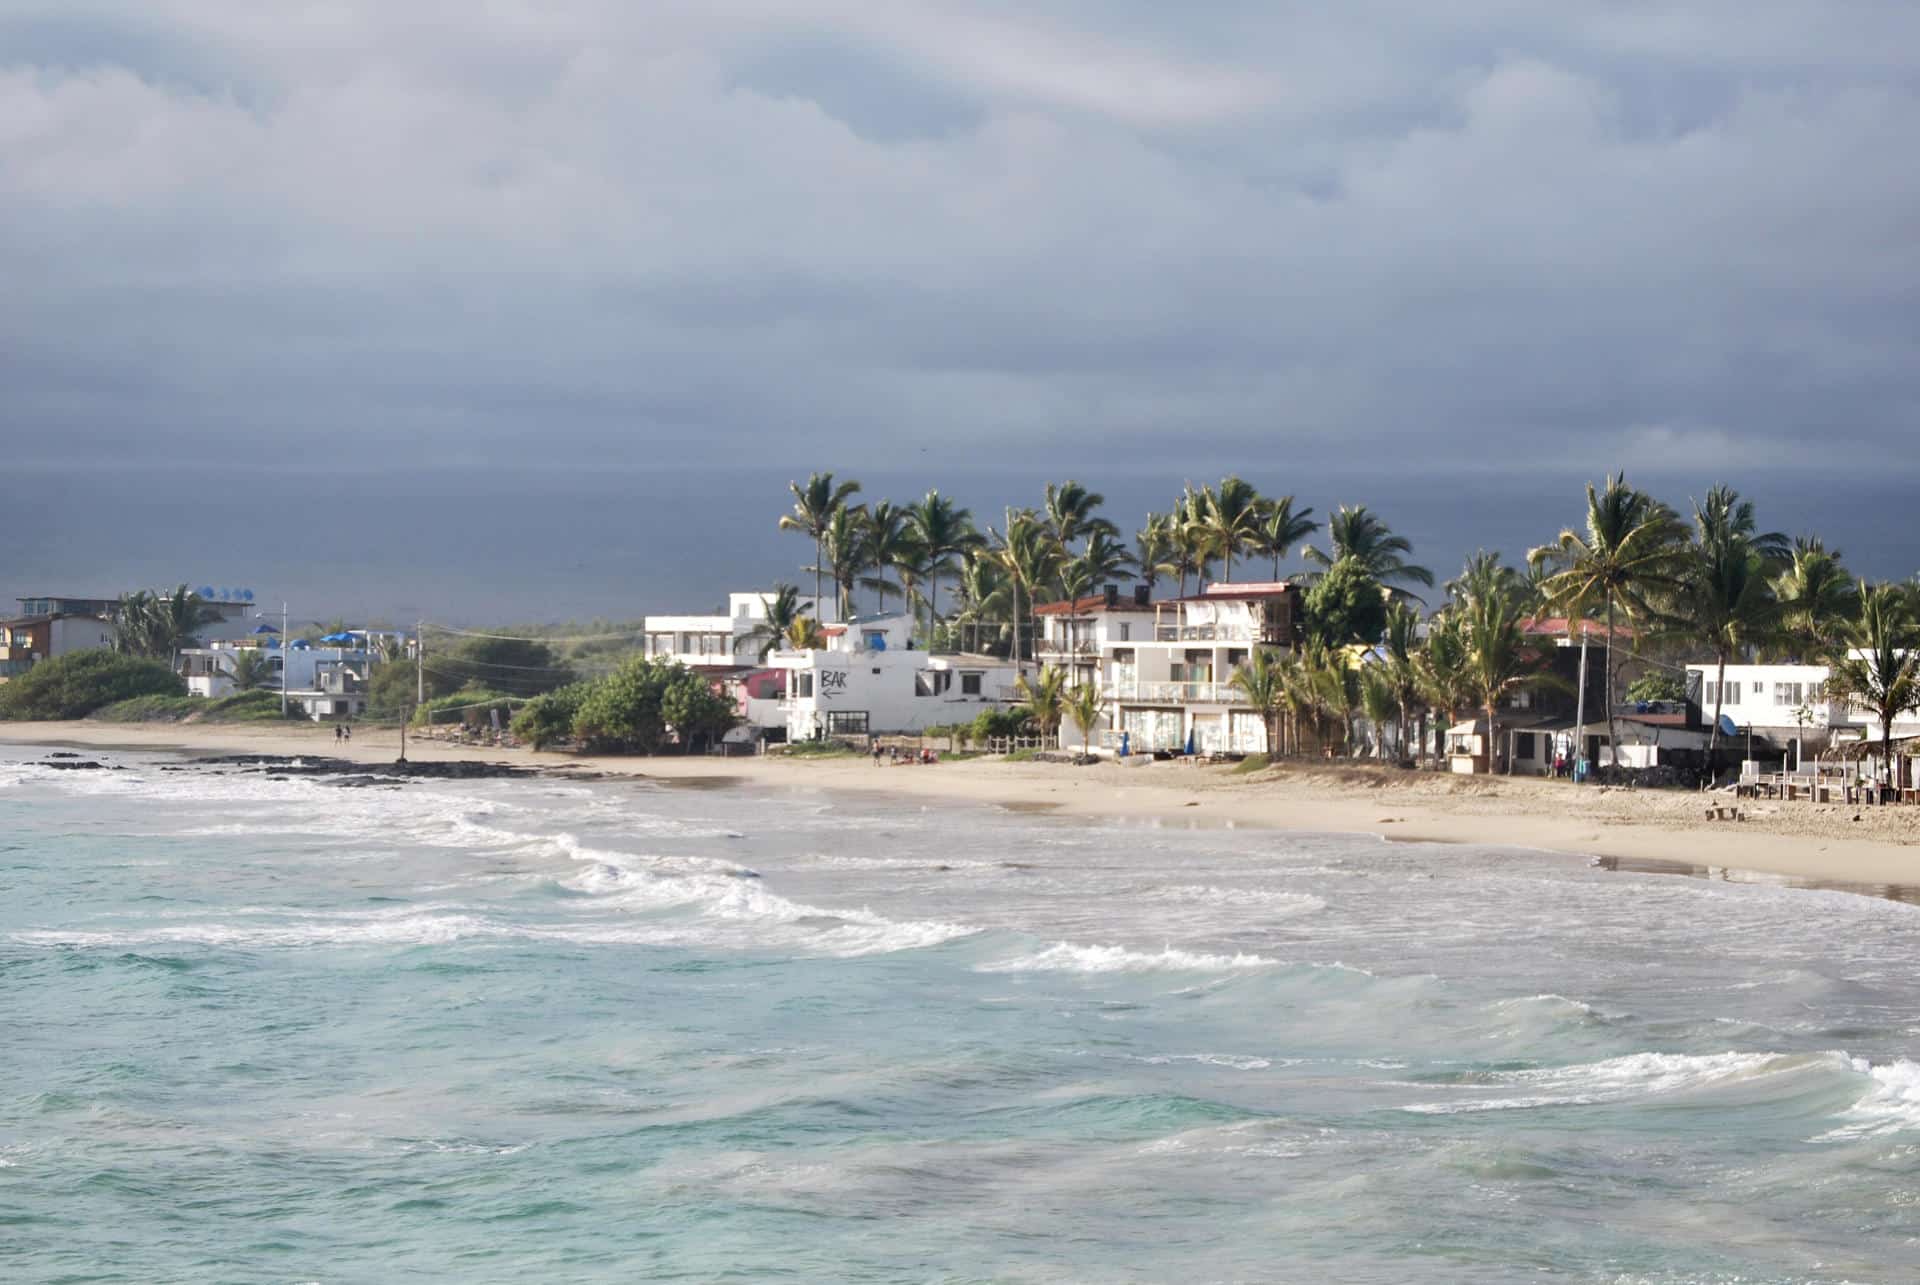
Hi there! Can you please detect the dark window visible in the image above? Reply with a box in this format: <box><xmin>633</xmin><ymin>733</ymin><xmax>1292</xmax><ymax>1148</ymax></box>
<box><xmin>961</xmin><ymin>673</ymin><xmax>982</xmax><ymax>696</ymax></box>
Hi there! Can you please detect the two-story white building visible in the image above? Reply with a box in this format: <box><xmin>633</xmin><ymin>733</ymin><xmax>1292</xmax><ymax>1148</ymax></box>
<box><xmin>1102</xmin><ymin>582</ymin><xmax>1305</xmax><ymax>755</ymax></box>
<box><xmin>766</xmin><ymin>612</ymin><xmax>1023</xmax><ymax>740</ymax></box>
<box><xmin>643</xmin><ymin>590</ymin><xmax>837</xmax><ymax>673</ymax></box>
<box><xmin>1687</xmin><ymin>659</ymin><xmax>1920</xmax><ymax>754</ymax></box>
<box><xmin>177</xmin><ymin>639</ymin><xmax>374</xmax><ymax>715</ymax></box>
<box><xmin>1034</xmin><ymin>585</ymin><xmax>1156</xmax><ymax>688</ymax></box>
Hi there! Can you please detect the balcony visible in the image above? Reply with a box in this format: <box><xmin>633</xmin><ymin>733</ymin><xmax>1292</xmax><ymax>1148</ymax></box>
<box><xmin>1150</xmin><ymin>625</ymin><xmax>1289</xmax><ymax>644</ymax></box>
<box><xmin>1036</xmin><ymin>640</ymin><xmax>1102</xmax><ymax>659</ymax></box>
<box><xmin>1104</xmin><ymin>680</ymin><xmax>1245</xmax><ymax>705</ymax></box>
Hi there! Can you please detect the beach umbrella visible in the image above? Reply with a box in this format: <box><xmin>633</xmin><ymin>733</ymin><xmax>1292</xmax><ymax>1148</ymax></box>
<box><xmin>1184</xmin><ymin>729</ymin><xmax>1196</xmax><ymax>756</ymax></box>
<box><xmin>252</xmin><ymin>623</ymin><xmax>279</xmax><ymax>634</ymax></box>
<box><xmin>318</xmin><ymin>632</ymin><xmax>354</xmax><ymax>643</ymax></box>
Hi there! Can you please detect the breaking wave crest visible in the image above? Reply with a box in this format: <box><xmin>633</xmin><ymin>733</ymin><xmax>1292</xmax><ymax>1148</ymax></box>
<box><xmin>977</xmin><ymin>943</ymin><xmax>1284</xmax><ymax>974</ymax></box>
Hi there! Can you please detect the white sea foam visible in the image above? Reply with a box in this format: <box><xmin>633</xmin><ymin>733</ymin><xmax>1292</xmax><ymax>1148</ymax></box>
<box><xmin>1403</xmin><ymin>1050</ymin><xmax>1849</xmax><ymax>1115</ymax></box>
<box><xmin>978</xmin><ymin>943</ymin><xmax>1283</xmax><ymax>974</ymax></box>
<box><xmin>1146</xmin><ymin>885</ymin><xmax>1326</xmax><ymax>916</ymax></box>
<box><xmin>1821</xmin><ymin>1058</ymin><xmax>1920</xmax><ymax>1139</ymax></box>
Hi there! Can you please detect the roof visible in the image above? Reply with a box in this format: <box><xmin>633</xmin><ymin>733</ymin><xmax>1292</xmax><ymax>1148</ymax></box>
<box><xmin>1169</xmin><ymin>581</ymin><xmax>1299</xmax><ymax>604</ymax></box>
<box><xmin>1033</xmin><ymin>594</ymin><xmax>1154</xmax><ymax>617</ymax></box>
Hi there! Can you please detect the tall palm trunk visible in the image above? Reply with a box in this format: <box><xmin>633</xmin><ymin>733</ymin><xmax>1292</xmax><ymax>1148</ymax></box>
<box><xmin>928</xmin><ymin>577</ymin><xmax>938</xmax><ymax>652</ymax></box>
<box><xmin>1487</xmin><ymin>697</ymin><xmax>1501</xmax><ymax>775</ymax></box>
<box><xmin>1707</xmin><ymin>651</ymin><xmax>1728</xmax><ymax>761</ymax></box>
<box><xmin>815</xmin><ymin>536</ymin><xmax>824</xmax><ymax>615</ymax></box>
<box><xmin>1602</xmin><ymin>592</ymin><xmax>1618</xmax><ymax>779</ymax></box>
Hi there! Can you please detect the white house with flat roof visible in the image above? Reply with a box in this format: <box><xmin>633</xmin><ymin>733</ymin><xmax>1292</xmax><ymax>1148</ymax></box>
<box><xmin>765</xmin><ymin>612</ymin><xmax>1023</xmax><ymax>740</ymax></box>
<box><xmin>1034</xmin><ymin>585</ymin><xmax>1156</xmax><ymax>688</ymax></box>
<box><xmin>1687</xmin><ymin>660</ymin><xmax>1920</xmax><ymax>750</ymax></box>
<box><xmin>643</xmin><ymin>590</ymin><xmax>838</xmax><ymax>672</ymax></box>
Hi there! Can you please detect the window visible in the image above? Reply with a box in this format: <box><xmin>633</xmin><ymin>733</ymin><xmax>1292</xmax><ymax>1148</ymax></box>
<box><xmin>1118</xmin><ymin>623</ymin><xmax>1131</xmax><ymax>642</ymax></box>
<box><xmin>1774</xmin><ymin>682</ymin><xmax>1804</xmax><ymax>707</ymax></box>
<box><xmin>1704</xmin><ymin>681</ymin><xmax>1719</xmax><ymax>706</ymax></box>
<box><xmin>915</xmin><ymin>671</ymin><xmax>952</xmax><ymax>697</ymax></box>
<box><xmin>961</xmin><ymin>673</ymin><xmax>982</xmax><ymax>696</ymax></box>
<box><xmin>794</xmin><ymin>673</ymin><xmax>814</xmax><ymax>698</ymax></box>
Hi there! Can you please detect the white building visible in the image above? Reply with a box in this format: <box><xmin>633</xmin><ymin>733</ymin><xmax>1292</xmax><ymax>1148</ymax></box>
<box><xmin>0</xmin><ymin>610</ymin><xmax>116</xmax><ymax>681</ymax></box>
<box><xmin>766</xmin><ymin>612</ymin><xmax>1023</xmax><ymax>740</ymax></box>
<box><xmin>1102</xmin><ymin>582</ymin><xmax>1305</xmax><ymax>755</ymax></box>
<box><xmin>644</xmin><ymin>590</ymin><xmax>834</xmax><ymax>672</ymax></box>
<box><xmin>177</xmin><ymin>640</ymin><xmax>374</xmax><ymax>719</ymax></box>
<box><xmin>1687</xmin><ymin>659</ymin><xmax>1920</xmax><ymax>753</ymax></box>
<box><xmin>1035</xmin><ymin>586</ymin><xmax>1156</xmax><ymax>688</ymax></box>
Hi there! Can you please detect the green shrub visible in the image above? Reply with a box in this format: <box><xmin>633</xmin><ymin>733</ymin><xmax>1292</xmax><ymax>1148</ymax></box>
<box><xmin>411</xmin><ymin>687</ymin><xmax>516</xmax><ymax>728</ymax></box>
<box><xmin>0</xmin><ymin>651</ymin><xmax>185</xmax><ymax>720</ymax></box>
<box><xmin>91</xmin><ymin>694</ymin><xmax>200</xmax><ymax>722</ymax></box>
<box><xmin>511</xmin><ymin>682</ymin><xmax>590</xmax><ymax>750</ymax></box>
<box><xmin>971</xmin><ymin>708</ymin><xmax>1029</xmax><ymax>742</ymax></box>
<box><xmin>89</xmin><ymin>688</ymin><xmax>301</xmax><ymax>724</ymax></box>
<box><xmin>1231</xmin><ymin>753</ymin><xmax>1272</xmax><ymax>774</ymax></box>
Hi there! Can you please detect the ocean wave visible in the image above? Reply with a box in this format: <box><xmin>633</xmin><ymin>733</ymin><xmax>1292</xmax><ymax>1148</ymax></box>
<box><xmin>977</xmin><ymin>943</ymin><xmax>1284</xmax><ymax>974</ymax></box>
<box><xmin>1145</xmin><ymin>885</ymin><xmax>1326</xmax><ymax>916</ymax></box>
<box><xmin>1402</xmin><ymin>1049</ymin><xmax>1851</xmax><ymax>1115</ymax></box>
<box><xmin>1821</xmin><ymin>1057</ymin><xmax>1920</xmax><ymax>1139</ymax></box>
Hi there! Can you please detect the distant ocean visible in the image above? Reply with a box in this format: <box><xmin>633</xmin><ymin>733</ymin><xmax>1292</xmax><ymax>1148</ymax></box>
<box><xmin>4</xmin><ymin>465</ymin><xmax>1916</xmax><ymax>624</ymax></box>
<box><xmin>5</xmin><ymin>745</ymin><xmax>1920</xmax><ymax>1281</ymax></box>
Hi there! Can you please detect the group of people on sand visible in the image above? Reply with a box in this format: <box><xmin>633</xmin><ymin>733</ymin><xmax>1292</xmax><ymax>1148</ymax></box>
<box><xmin>872</xmin><ymin>743</ymin><xmax>937</xmax><ymax>767</ymax></box>
<box><xmin>332</xmin><ymin>724</ymin><xmax>353</xmax><ymax>744</ymax></box>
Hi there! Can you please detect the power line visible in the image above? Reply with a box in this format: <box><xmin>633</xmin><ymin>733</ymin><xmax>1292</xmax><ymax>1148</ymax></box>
<box><xmin>420</xmin><ymin>621</ymin><xmax>644</xmax><ymax>644</ymax></box>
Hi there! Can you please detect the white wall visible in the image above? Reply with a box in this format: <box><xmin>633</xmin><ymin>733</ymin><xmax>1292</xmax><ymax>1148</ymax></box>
<box><xmin>48</xmin><ymin>616</ymin><xmax>114</xmax><ymax>657</ymax></box>
<box><xmin>775</xmin><ymin>650</ymin><xmax>1020</xmax><ymax>737</ymax></box>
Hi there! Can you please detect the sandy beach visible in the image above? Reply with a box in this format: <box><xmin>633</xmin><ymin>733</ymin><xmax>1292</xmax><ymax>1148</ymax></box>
<box><xmin>7</xmin><ymin>719</ymin><xmax>1918</xmax><ymax>893</ymax></box>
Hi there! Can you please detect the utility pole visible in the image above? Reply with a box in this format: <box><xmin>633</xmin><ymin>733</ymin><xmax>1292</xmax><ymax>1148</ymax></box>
<box><xmin>416</xmin><ymin>619</ymin><xmax>425</xmax><ymax>704</ymax></box>
<box><xmin>280</xmin><ymin>601</ymin><xmax>290</xmax><ymax>717</ymax></box>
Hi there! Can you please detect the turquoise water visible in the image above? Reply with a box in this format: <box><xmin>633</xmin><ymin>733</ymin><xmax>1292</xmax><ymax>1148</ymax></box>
<box><xmin>4</xmin><ymin>748</ymin><xmax>1920</xmax><ymax>1283</ymax></box>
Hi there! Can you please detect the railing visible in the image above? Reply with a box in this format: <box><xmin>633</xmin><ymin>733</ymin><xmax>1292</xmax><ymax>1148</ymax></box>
<box><xmin>1036</xmin><ymin>640</ymin><xmax>1102</xmax><ymax>657</ymax></box>
<box><xmin>1150</xmin><ymin>625</ymin><xmax>1286</xmax><ymax>644</ymax></box>
<box><xmin>1104</xmin><ymin>681</ymin><xmax>1245</xmax><ymax>705</ymax></box>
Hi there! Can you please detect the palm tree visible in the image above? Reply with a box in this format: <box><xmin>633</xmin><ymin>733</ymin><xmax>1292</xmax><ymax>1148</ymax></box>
<box><xmin>860</xmin><ymin>500</ymin><xmax>914</xmax><ymax>613</ymax></box>
<box><xmin>784</xmin><ymin>616</ymin><xmax>827</xmax><ymax>651</ymax></box>
<box><xmin>953</xmin><ymin>552</ymin><xmax>1012</xmax><ymax>656</ymax></box>
<box><xmin>1774</xmin><ymin>537</ymin><xmax>1858</xmax><ymax>662</ymax></box>
<box><xmin>905</xmin><ymin>489</ymin><xmax>984</xmax><ymax>650</ymax></box>
<box><xmin>1826</xmin><ymin>583</ymin><xmax>1920</xmax><ymax>793</ymax></box>
<box><xmin>1256</xmin><ymin>496</ymin><xmax>1318</xmax><ymax>581</ymax></box>
<box><xmin>1531</xmin><ymin>475</ymin><xmax>1688</xmax><ymax>775</ymax></box>
<box><xmin>1229</xmin><ymin>649</ymin><xmax>1290</xmax><ymax>759</ymax></box>
<box><xmin>229</xmin><ymin>648</ymin><xmax>271</xmax><ymax>692</ymax></box>
<box><xmin>779</xmin><ymin>473</ymin><xmax>861</xmax><ymax>611</ymax></box>
<box><xmin>1065</xmin><ymin>682</ymin><xmax>1106</xmax><ymax>755</ymax></box>
<box><xmin>807</xmin><ymin>504</ymin><xmax>870</xmax><ymax>622</ymax></box>
<box><xmin>1287</xmin><ymin>642</ymin><xmax>1356</xmax><ymax>755</ymax></box>
<box><xmin>1014</xmin><ymin>666</ymin><xmax>1070</xmax><ymax>745</ymax></box>
<box><xmin>993</xmin><ymin>512</ymin><xmax>1061</xmax><ymax>668</ymax></box>
<box><xmin>1172</xmin><ymin>484</ymin><xmax>1213</xmax><ymax>593</ymax></box>
<box><xmin>1447</xmin><ymin>549</ymin><xmax>1529</xmax><ymax>609</ymax></box>
<box><xmin>1187</xmin><ymin>476</ymin><xmax>1265</xmax><ymax>583</ymax></box>
<box><xmin>1416</xmin><ymin>609</ymin><xmax>1475</xmax><ymax>769</ymax></box>
<box><xmin>1302</xmin><ymin>506</ymin><xmax>1434</xmax><ymax>600</ymax></box>
<box><xmin>1042</xmin><ymin>481</ymin><xmax>1119</xmax><ymax>565</ymax></box>
<box><xmin>1666</xmin><ymin>495</ymin><xmax>1783</xmax><ymax>760</ymax></box>
<box><xmin>1135</xmin><ymin>513</ymin><xmax>1180</xmax><ymax>593</ymax></box>
<box><xmin>1360</xmin><ymin>666</ymin><xmax>1398</xmax><ymax>759</ymax></box>
<box><xmin>1694</xmin><ymin>484</ymin><xmax>1790</xmax><ymax>566</ymax></box>
<box><xmin>1459</xmin><ymin>585</ymin><xmax>1558</xmax><ymax>774</ymax></box>
<box><xmin>112</xmin><ymin>585</ymin><xmax>222</xmax><ymax>659</ymax></box>
<box><xmin>734</xmin><ymin>585</ymin><xmax>813</xmax><ymax>662</ymax></box>
<box><xmin>1380</xmin><ymin>601</ymin><xmax>1425</xmax><ymax>761</ymax></box>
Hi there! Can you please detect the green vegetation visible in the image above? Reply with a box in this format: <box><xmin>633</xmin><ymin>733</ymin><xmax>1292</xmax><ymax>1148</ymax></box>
<box><xmin>1626</xmin><ymin>674</ymin><xmax>1686</xmax><ymax>704</ymax></box>
<box><xmin>412</xmin><ymin>688</ymin><xmax>517</xmax><ymax>728</ymax></box>
<box><xmin>1231</xmin><ymin>753</ymin><xmax>1272</xmax><ymax>774</ymax></box>
<box><xmin>506</xmin><ymin>656</ymin><xmax>736</xmax><ymax>755</ymax></box>
<box><xmin>91</xmin><ymin>690</ymin><xmax>292</xmax><ymax>724</ymax></box>
<box><xmin>774</xmin><ymin>740</ymin><xmax>859</xmax><ymax>759</ymax></box>
<box><xmin>110</xmin><ymin>586</ymin><xmax>223</xmax><ymax>659</ymax></box>
<box><xmin>0</xmin><ymin>651</ymin><xmax>185</xmax><ymax>720</ymax></box>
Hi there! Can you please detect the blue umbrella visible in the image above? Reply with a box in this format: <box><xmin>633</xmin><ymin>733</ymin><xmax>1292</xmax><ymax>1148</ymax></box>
<box><xmin>318</xmin><ymin>632</ymin><xmax>354</xmax><ymax>643</ymax></box>
<box><xmin>1184</xmin><ymin>729</ymin><xmax>1196</xmax><ymax>756</ymax></box>
<box><xmin>252</xmin><ymin>623</ymin><xmax>279</xmax><ymax>634</ymax></box>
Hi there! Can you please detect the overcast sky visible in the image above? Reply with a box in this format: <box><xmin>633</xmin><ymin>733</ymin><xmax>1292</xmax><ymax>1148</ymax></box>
<box><xmin>5</xmin><ymin>1</ymin><xmax>1919</xmax><ymax>483</ymax></box>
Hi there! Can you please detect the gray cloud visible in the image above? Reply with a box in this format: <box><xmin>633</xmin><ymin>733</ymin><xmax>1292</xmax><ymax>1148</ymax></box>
<box><xmin>3</xmin><ymin>0</ymin><xmax>1919</xmax><ymax>479</ymax></box>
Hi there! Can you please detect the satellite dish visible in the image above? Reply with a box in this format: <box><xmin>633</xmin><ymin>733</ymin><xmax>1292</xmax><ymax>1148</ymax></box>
<box><xmin>1718</xmin><ymin>714</ymin><xmax>1738</xmax><ymax>737</ymax></box>
<box><xmin>242</xmin><ymin>589</ymin><xmax>254</xmax><ymax>601</ymax></box>
<box><xmin>198</xmin><ymin>586</ymin><xmax>215</xmax><ymax>599</ymax></box>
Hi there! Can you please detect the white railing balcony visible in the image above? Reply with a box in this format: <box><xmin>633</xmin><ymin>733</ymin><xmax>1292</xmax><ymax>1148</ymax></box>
<box><xmin>1151</xmin><ymin>625</ymin><xmax>1278</xmax><ymax>644</ymax></box>
<box><xmin>1037</xmin><ymin>640</ymin><xmax>1102</xmax><ymax>658</ymax></box>
<box><xmin>1104</xmin><ymin>680</ymin><xmax>1244</xmax><ymax>705</ymax></box>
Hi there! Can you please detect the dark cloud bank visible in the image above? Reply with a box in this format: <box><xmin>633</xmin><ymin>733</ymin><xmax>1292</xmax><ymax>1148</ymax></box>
<box><xmin>4</xmin><ymin>2</ymin><xmax>1916</xmax><ymax>616</ymax></box>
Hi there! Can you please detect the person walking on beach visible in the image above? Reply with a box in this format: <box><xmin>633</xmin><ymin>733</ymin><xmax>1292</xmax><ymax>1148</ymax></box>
<box><xmin>872</xmin><ymin>741</ymin><xmax>884</xmax><ymax>768</ymax></box>
<box><xmin>334</xmin><ymin>725</ymin><xmax>343</xmax><ymax>744</ymax></box>
<box><xmin>343</xmin><ymin>724</ymin><xmax>351</xmax><ymax>742</ymax></box>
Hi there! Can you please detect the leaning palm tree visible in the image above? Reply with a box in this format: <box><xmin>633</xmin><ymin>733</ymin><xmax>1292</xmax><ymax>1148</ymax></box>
<box><xmin>734</xmin><ymin>584</ymin><xmax>814</xmax><ymax>662</ymax></box>
<box><xmin>1774</xmin><ymin>537</ymin><xmax>1858</xmax><ymax>662</ymax></box>
<box><xmin>1013</xmin><ymin>666</ymin><xmax>1071</xmax><ymax>746</ymax></box>
<box><xmin>1531</xmin><ymin>475</ymin><xmax>1688</xmax><ymax>775</ymax></box>
<box><xmin>1187</xmin><ymin>476</ymin><xmax>1265</xmax><ymax>583</ymax></box>
<box><xmin>1825</xmin><ymin>583</ymin><xmax>1920</xmax><ymax>790</ymax></box>
<box><xmin>1302</xmin><ymin>506</ymin><xmax>1434</xmax><ymax>601</ymax></box>
<box><xmin>1064</xmin><ymin>682</ymin><xmax>1106</xmax><ymax>755</ymax></box>
<box><xmin>1256</xmin><ymin>495</ymin><xmax>1318</xmax><ymax>581</ymax></box>
<box><xmin>1229</xmin><ymin>649</ymin><xmax>1290</xmax><ymax>759</ymax></box>
<box><xmin>779</xmin><ymin>473</ymin><xmax>862</xmax><ymax>611</ymax></box>
<box><xmin>906</xmin><ymin>489</ymin><xmax>984</xmax><ymax>648</ymax></box>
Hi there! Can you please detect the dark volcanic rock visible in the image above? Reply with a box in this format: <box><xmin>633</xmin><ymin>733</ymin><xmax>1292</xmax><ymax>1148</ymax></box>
<box><xmin>41</xmin><ymin>760</ymin><xmax>105</xmax><ymax>771</ymax></box>
<box><xmin>48</xmin><ymin>751</ymin><xmax>80</xmax><ymax>758</ymax></box>
<box><xmin>189</xmin><ymin>754</ymin><xmax>536</xmax><ymax>782</ymax></box>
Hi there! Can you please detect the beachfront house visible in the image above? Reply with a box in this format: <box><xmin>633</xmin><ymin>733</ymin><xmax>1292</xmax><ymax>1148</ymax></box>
<box><xmin>1101</xmin><ymin>581</ymin><xmax>1305</xmax><ymax>755</ymax></box>
<box><xmin>1684</xmin><ymin>660</ymin><xmax>1920</xmax><ymax>766</ymax></box>
<box><xmin>643</xmin><ymin>590</ymin><xmax>838</xmax><ymax>674</ymax></box>
<box><xmin>767</xmin><ymin>611</ymin><xmax>1023</xmax><ymax>741</ymax></box>
<box><xmin>176</xmin><ymin>637</ymin><xmax>376</xmax><ymax>720</ymax></box>
<box><xmin>0</xmin><ymin>602</ymin><xmax>116</xmax><ymax>682</ymax></box>
<box><xmin>1035</xmin><ymin>585</ymin><xmax>1155</xmax><ymax>690</ymax></box>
